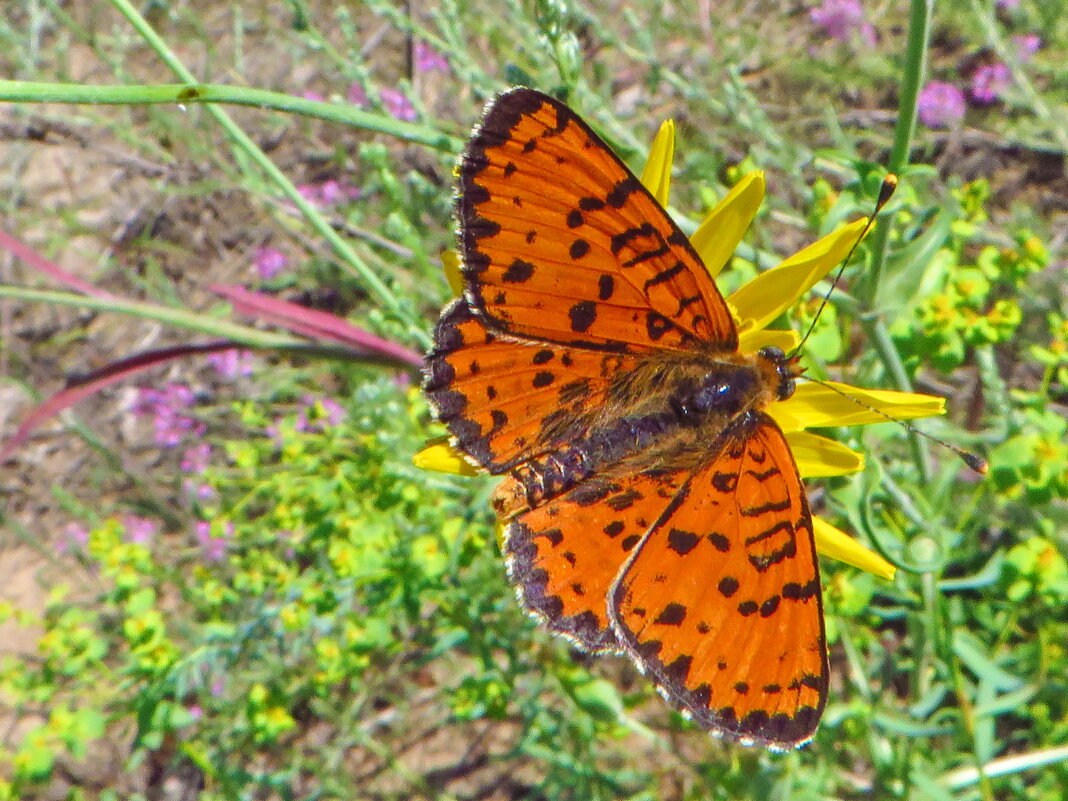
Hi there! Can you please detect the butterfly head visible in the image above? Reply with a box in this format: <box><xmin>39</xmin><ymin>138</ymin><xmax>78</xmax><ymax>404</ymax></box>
<box><xmin>756</xmin><ymin>345</ymin><xmax>802</xmax><ymax>402</ymax></box>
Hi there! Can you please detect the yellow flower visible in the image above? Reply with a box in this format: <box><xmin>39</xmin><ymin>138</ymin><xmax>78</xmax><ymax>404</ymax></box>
<box><xmin>418</xmin><ymin>119</ymin><xmax>950</xmax><ymax>582</ymax></box>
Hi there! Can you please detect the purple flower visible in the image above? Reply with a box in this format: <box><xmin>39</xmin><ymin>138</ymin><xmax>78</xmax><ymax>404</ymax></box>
<box><xmin>296</xmin><ymin>179</ymin><xmax>361</xmax><ymax>208</ymax></box>
<box><xmin>917</xmin><ymin>81</ymin><xmax>966</xmax><ymax>129</ymax></box>
<box><xmin>132</xmin><ymin>383</ymin><xmax>204</xmax><ymax>447</ymax></box>
<box><xmin>346</xmin><ymin>83</ymin><xmax>369</xmax><ymax>108</ymax></box>
<box><xmin>180</xmin><ymin>443</ymin><xmax>212</xmax><ymax>474</ymax></box>
<box><xmin>265</xmin><ymin>421</ymin><xmax>284</xmax><ymax>446</ymax></box>
<box><xmin>380</xmin><ymin>87</ymin><xmax>417</xmax><ymax>121</ymax></box>
<box><xmin>56</xmin><ymin>522</ymin><xmax>89</xmax><ymax>555</ymax></box>
<box><xmin>971</xmin><ymin>63</ymin><xmax>1011</xmax><ymax>103</ymax></box>
<box><xmin>194</xmin><ymin>520</ymin><xmax>232</xmax><ymax>562</ymax></box>
<box><xmin>414</xmin><ymin>41</ymin><xmax>449</xmax><ymax>73</ymax></box>
<box><xmin>1012</xmin><ymin>34</ymin><xmax>1041</xmax><ymax>62</ymax></box>
<box><xmin>295</xmin><ymin>395</ymin><xmax>346</xmax><ymax>433</ymax></box>
<box><xmin>123</xmin><ymin>515</ymin><xmax>158</xmax><ymax>545</ymax></box>
<box><xmin>810</xmin><ymin>0</ymin><xmax>876</xmax><ymax>45</ymax></box>
<box><xmin>182</xmin><ymin>479</ymin><xmax>216</xmax><ymax>502</ymax></box>
<box><xmin>132</xmin><ymin>384</ymin><xmax>192</xmax><ymax>416</ymax></box>
<box><xmin>995</xmin><ymin>0</ymin><xmax>1019</xmax><ymax>9</ymax></box>
<box><xmin>207</xmin><ymin>349</ymin><xmax>256</xmax><ymax>379</ymax></box>
<box><xmin>319</xmin><ymin>179</ymin><xmax>358</xmax><ymax>205</ymax></box>
<box><xmin>150</xmin><ymin>405</ymin><xmax>204</xmax><ymax>448</ymax></box>
<box><xmin>302</xmin><ymin>90</ymin><xmax>326</xmax><ymax>103</ymax></box>
<box><xmin>253</xmin><ymin>246</ymin><xmax>288</xmax><ymax>280</ymax></box>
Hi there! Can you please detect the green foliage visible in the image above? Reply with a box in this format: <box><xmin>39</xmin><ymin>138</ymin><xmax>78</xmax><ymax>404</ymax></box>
<box><xmin>889</xmin><ymin>181</ymin><xmax>1044</xmax><ymax>373</ymax></box>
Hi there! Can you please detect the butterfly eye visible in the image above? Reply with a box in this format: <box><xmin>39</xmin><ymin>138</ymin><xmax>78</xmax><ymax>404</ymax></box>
<box><xmin>758</xmin><ymin>345</ymin><xmax>786</xmax><ymax>362</ymax></box>
<box><xmin>756</xmin><ymin>346</ymin><xmax>795</xmax><ymax>400</ymax></box>
<box><xmin>778</xmin><ymin>376</ymin><xmax>796</xmax><ymax>401</ymax></box>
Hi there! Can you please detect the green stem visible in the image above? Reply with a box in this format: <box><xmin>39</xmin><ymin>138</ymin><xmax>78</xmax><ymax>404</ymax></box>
<box><xmin>858</xmin><ymin>0</ymin><xmax>933</xmax><ymax>481</ymax></box>
<box><xmin>0</xmin><ymin>285</ymin><xmax>421</xmax><ymax>374</ymax></box>
<box><xmin>862</xmin><ymin>0</ymin><xmax>932</xmax><ymax>307</ymax></box>
<box><xmin>0</xmin><ymin>285</ymin><xmax>302</xmax><ymax>346</ymax></box>
<box><xmin>0</xmin><ymin>81</ymin><xmax>457</xmax><ymax>152</ymax></box>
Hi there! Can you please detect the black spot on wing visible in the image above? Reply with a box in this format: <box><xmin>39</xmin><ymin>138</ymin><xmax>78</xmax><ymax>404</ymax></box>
<box><xmin>568</xmin><ymin>300</ymin><xmax>597</xmax><ymax>333</ymax></box>
<box><xmin>502</xmin><ymin>259</ymin><xmax>536</xmax><ymax>283</ymax></box>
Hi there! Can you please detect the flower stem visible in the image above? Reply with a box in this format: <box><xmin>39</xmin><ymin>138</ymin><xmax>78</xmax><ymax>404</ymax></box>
<box><xmin>862</xmin><ymin>0</ymin><xmax>932</xmax><ymax>307</ymax></box>
<box><xmin>860</xmin><ymin>0</ymin><xmax>933</xmax><ymax>482</ymax></box>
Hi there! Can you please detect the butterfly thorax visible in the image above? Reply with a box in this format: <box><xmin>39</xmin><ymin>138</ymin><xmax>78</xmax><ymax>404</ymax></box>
<box><xmin>495</xmin><ymin>345</ymin><xmax>795</xmax><ymax>518</ymax></box>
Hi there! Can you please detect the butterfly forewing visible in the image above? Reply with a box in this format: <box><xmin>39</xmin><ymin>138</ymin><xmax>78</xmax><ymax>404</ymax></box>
<box><xmin>608</xmin><ymin>413</ymin><xmax>827</xmax><ymax>748</ymax></box>
<box><xmin>458</xmin><ymin>88</ymin><xmax>738</xmax><ymax>354</ymax></box>
<box><xmin>426</xmin><ymin>297</ymin><xmax>641</xmax><ymax>471</ymax></box>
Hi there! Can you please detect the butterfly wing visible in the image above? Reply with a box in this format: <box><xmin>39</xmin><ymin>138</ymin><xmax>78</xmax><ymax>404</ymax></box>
<box><xmin>426</xmin><ymin>297</ymin><xmax>641</xmax><ymax>472</ymax></box>
<box><xmin>608</xmin><ymin>412</ymin><xmax>827</xmax><ymax>749</ymax></box>
<box><xmin>502</xmin><ymin>468</ymin><xmax>684</xmax><ymax>652</ymax></box>
<box><xmin>457</xmin><ymin>87</ymin><xmax>738</xmax><ymax>354</ymax></box>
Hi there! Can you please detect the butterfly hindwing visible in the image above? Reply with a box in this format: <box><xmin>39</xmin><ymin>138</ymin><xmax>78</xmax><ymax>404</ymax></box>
<box><xmin>501</xmin><ymin>468</ymin><xmax>686</xmax><ymax>652</ymax></box>
<box><xmin>458</xmin><ymin>88</ymin><xmax>738</xmax><ymax>354</ymax></box>
<box><xmin>608</xmin><ymin>412</ymin><xmax>827</xmax><ymax>749</ymax></box>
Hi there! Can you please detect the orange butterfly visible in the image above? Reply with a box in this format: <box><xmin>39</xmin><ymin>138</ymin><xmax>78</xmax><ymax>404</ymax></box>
<box><xmin>425</xmin><ymin>88</ymin><xmax>828</xmax><ymax>749</ymax></box>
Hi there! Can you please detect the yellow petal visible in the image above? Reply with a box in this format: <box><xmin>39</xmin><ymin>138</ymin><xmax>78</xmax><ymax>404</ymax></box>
<box><xmin>640</xmin><ymin>119</ymin><xmax>675</xmax><ymax>207</ymax></box>
<box><xmin>691</xmin><ymin>172</ymin><xmax>766</xmax><ymax>278</ymax></box>
<box><xmin>729</xmin><ymin>218</ymin><xmax>868</xmax><ymax>333</ymax></box>
<box><xmin>772</xmin><ymin>382</ymin><xmax>946</xmax><ymax>431</ymax></box>
<box><xmin>738</xmin><ymin>327</ymin><xmax>799</xmax><ymax>355</ymax></box>
<box><xmin>441</xmin><ymin>250</ymin><xmax>464</xmax><ymax>297</ymax></box>
<box><xmin>784</xmin><ymin>430</ymin><xmax>864</xmax><ymax>477</ymax></box>
<box><xmin>413</xmin><ymin>439</ymin><xmax>482</xmax><ymax>476</ymax></box>
<box><xmin>813</xmin><ymin>516</ymin><xmax>896</xmax><ymax>580</ymax></box>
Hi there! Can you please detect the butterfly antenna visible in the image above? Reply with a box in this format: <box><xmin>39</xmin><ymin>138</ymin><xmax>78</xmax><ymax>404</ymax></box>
<box><xmin>802</xmin><ymin>375</ymin><xmax>988</xmax><ymax>474</ymax></box>
<box><xmin>790</xmin><ymin>175</ymin><xmax>899</xmax><ymax>359</ymax></box>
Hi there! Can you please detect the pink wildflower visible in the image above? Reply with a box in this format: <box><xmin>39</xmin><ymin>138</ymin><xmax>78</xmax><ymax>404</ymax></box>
<box><xmin>295</xmin><ymin>395</ymin><xmax>346</xmax><ymax>433</ymax></box>
<box><xmin>297</xmin><ymin>179</ymin><xmax>361</xmax><ymax>208</ymax></box>
<box><xmin>56</xmin><ymin>522</ymin><xmax>89</xmax><ymax>555</ymax></box>
<box><xmin>180</xmin><ymin>443</ymin><xmax>212</xmax><ymax>474</ymax></box>
<box><xmin>253</xmin><ymin>246</ymin><xmax>288</xmax><ymax>280</ymax></box>
<box><xmin>123</xmin><ymin>515</ymin><xmax>158</xmax><ymax>545</ymax></box>
<box><xmin>207</xmin><ymin>349</ymin><xmax>256</xmax><ymax>379</ymax></box>
<box><xmin>381</xmin><ymin>87</ymin><xmax>417</xmax><ymax>121</ymax></box>
<box><xmin>194</xmin><ymin>520</ymin><xmax>232</xmax><ymax>562</ymax></box>
<box><xmin>971</xmin><ymin>63</ymin><xmax>1011</xmax><ymax>103</ymax></box>
<box><xmin>810</xmin><ymin>0</ymin><xmax>876</xmax><ymax>45</ymax></box>
<box><xmin>347</xmin><ymin>83</ymin><xmax>369</xmax><ymax>108</ymax></box>
<box><xmin>183</xmin><ymin>479</ymin><xmax>216</xmax><ymax>502</ymax></box>
<box><xmin>414</xmin><ymin>41</ymin><xmax>449</xmax><ymax>72</ymax></box>
<box><xmin>1012</xmin><ymin>34</ymin><xmax>1041</xmax><ymax>62</ymax></box>
<box><xmin>917</xmin><ymin>81</ymin><xmax>966</xmax><ymax>129</ymax></box>
<box><xmin>132</xmin><ymin>383</ymin><xmax>204</xmax><ymax>447</ymax></box>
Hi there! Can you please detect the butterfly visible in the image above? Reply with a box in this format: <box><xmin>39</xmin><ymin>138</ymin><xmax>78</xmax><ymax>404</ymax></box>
<box><xmin>424</xmin><ymin>87</ymin><xmax>827</xmax><ymax>749</ymax></box>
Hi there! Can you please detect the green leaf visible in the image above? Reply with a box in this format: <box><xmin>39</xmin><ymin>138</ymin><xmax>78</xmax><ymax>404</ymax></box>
<box><xmin>952</xmin><ymin>630</ymin><xmax>1023</xmax><ymax>692</ymax></box>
